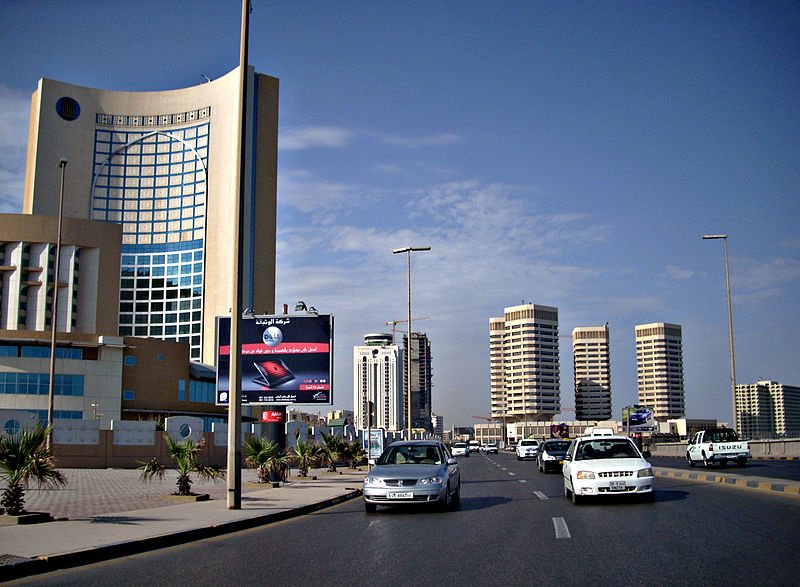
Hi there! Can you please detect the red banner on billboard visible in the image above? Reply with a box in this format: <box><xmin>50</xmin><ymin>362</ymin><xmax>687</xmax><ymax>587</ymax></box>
<box><xmin>262</xmin><ymin>410</ymin><xmax>285</xmax><ymax>423</ymax></box>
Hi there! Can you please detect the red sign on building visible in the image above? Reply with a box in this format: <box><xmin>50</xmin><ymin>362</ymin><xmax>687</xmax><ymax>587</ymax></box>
<box><xmin>262</xmin><ymin>410</ymin><xmax>285</xmax><ymax>423</ymax></box>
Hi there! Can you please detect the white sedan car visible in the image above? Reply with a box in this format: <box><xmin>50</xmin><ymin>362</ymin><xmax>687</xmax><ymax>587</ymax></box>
<box><xmin>562</xmin><ymin>435</ymin><xmax>655</xmax><ymax>504</ymax></box>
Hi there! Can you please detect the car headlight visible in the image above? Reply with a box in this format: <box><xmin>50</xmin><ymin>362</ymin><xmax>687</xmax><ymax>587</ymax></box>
<box><xmin>543</xmin><ymin>452</ymin><xmax>556</xmax><ymax>461</ymax></box>
<box><xmin>418</xmin><ymin>476</ymin><xmax>443</xmax><ymax>485</ymax></box>
<box><xmin>576</xmin><ymin>471</ymin><xmax>596</xmax><ymax>480</ymax></box>
<box><xmin>637</xmin><ymin>467</ymin><xmax>653</xmax><ymax>478</ymax></box>
<box><xmin>364</xmin><ymin>476</ymin><xmax>383</xmax><ymax>486</ymax></box>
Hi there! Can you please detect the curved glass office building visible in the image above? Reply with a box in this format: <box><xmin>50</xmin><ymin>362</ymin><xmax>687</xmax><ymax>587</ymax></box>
<box><xmin>23</xmin><ymin>67</ymin><xmax>279</xmax><ymax>364</ymax></box>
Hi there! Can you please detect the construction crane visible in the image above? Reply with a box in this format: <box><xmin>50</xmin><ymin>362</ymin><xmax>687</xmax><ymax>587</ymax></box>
<box><xmin>385</xmin><ymin>317</ymin><xmax>430</xmax><ymax>342</ymax></box>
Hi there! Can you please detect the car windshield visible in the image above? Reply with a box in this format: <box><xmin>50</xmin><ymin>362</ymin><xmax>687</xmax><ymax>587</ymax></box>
<box><xmin>576</xmin><ymin>439</ymin><xmax>639</xmax><ymax>460</ymax></box>
<box><xmin>378</xmin><ymin>444</ymin><xmax>443</xmax><ymax>465</ymax></box>
<box><xmin>520</xmin><ymin>440</ymin><xmax>537</xmax><ymax>446</ymax></box>
<box><xmin>543</xmin><ymin>441</ymin><xmax>570</xmax><ymax>452</ymax></box>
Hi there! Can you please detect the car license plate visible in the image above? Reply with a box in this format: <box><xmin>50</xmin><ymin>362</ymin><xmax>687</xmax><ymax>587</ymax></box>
<box><xmin>387</xmin><ymin>492</ymin><xmax>413</xmax><ymax>499</ymax></box>
<box><xmin>609</xmin><ymin>481</ymin><xmax>626</xmax><ymax>492</ymax></box>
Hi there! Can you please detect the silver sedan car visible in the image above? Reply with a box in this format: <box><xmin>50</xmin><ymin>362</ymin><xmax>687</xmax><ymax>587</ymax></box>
<box><xmin>363</xmin><ymin>440</ymin><xmax>461</xmax><ymax>513</ymax></box>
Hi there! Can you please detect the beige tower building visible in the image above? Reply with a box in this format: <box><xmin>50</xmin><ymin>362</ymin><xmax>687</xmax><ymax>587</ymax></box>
<box><xmin>489</xmin><ymin>304</ymin><xmax>560</xmax><ymax>426</ymax></box>
<box><xmin>22</xmin><ymin>66</ymin><xmax>279</xmax><ymax>365</ymax></box>
<box><xmin>736</xmin><ymin>380</ymin><xmax>800</xmax><ymax>439</ymax></box>
<box><xmin>573</xmin><ymin>325</ymin><xmax>611</xmax><ymax>421</ymax></box>
<box><xmin>635</xmin><ymin>322</ymin><xmax>685</xmax><ymax>420</ymax></box>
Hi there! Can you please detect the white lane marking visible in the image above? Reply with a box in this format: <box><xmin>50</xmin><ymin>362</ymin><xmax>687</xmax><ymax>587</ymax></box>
<box><xmin>508</xmin><ymin>471</ymin><xmax>516</xmax><ymax>476</ymax></box>
<box><xmin>518</xmin><ymin>479</ymin><xmax>527</xmax><ymax>483</ymax></box>
<box><xmin>534</xmin><ymin>491</ymin><xmax>548</xmax><ymax>500</ymax></box>
<box><xmin>553</xmin><ymin>517</ymin><xmax>571</xmax><ymax>539</ymax></box>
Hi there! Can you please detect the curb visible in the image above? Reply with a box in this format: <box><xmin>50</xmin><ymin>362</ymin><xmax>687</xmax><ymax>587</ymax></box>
<box><xmin>2</xmin><ymin>489</ymin><xmax>362</xmax><ymax>581</ymax></box>
<box><xmin>654</xmin><ymin>467</ymin><xmax>800</xmax><ymax>497</ymax></box>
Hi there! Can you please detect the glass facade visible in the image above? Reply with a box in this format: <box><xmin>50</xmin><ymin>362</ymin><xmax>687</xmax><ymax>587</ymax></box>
<box><xmin>91</xmin><ymin>119</ymin><xmax>209</xmax><ymax>361</ymax></box>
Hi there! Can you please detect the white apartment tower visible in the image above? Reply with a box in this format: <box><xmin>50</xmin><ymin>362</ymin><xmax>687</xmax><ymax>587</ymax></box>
<box><xmin>489</xmin><ymin>303</ymin><xmax>560</xmax><ymax>423</ymax></box>
<box><xmin>353</xmin><ymin>333</ymin><xmax>403</xmax><ymax>431</ymax></box>
<box><xmin>573</xmin><ymin>325</ymin><xmax>612</xmax><ymax>421</ymax></box>
<box><xmin>635</xmin><ymin>322</ymin><xmax>685</xmax><ymax>420</ymax></box>
<box><xmin>735</xmin><ymin>380</ymin><xmax>800</xmax><ymax>439</ymax></box>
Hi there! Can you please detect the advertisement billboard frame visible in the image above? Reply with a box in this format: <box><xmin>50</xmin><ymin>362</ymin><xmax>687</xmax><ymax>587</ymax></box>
<box><xmin>216</xmin><ymin>313</ymin><xmax>333</xmax><ymax>406</ymax></box>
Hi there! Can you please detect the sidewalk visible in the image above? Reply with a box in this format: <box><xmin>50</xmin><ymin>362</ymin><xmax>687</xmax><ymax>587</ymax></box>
<box><xmin>0</xmin><ymin>468</ymin><xmax>365</xmax><ymax>581</ymax></box>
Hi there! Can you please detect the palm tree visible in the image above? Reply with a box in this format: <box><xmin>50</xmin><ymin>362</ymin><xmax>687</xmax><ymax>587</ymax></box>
<box><xmin>139</xmin><ymin>434</ymin><xmax>224</xmax><ymax>496</ymax></box>
<box><xmin>341</xmin><ymin>439</ymin><xmax>366</xmax><ymax>469</ymax></box>
<box><xmin>0</xmin><ymin>423</ymin><xmax>66</xmax><ymax>516</ymax></box>
<box><xmin>319</xmin><ymin>432</ymin><xmax>343</xmax><ymax>473</ymax></box>
<box><xmin>243</xmin><ymin>436</ymin><xmax>290</xmax><ymax>483</ymax></box>
<box><xmin>292</xmin><ymin>439</ymin><xmax>319</xmax><ymax>477</ymax></box>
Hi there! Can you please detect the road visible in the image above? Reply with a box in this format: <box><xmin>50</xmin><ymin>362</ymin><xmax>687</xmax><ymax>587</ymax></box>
<box><xmin>16</xmin><ymin>452</ymin><xmax>800</xmax><ymax>587</ymax></box>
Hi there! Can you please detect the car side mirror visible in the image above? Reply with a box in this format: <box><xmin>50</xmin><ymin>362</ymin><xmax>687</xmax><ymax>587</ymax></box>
<box><xmin>642</xmin><ymin>450</ymin><xmax>651</xmax><ymax>458</ymax></box>
<box><xmin>368</xmin><ymin>458</ymin><xmax>376</xmax><ymax>466</ymax></box>
<box><xmin>447</xmin><ymin>457</ymin><xmax>458</xmax><ymax>466</ymax></box>
<box><xmin>563</xmin><ymin>454</ymin><xmax>572</xmax><ymax>462</ymax></box>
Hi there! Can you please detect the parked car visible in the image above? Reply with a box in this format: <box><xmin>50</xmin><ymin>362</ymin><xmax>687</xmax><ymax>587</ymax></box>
<box><xmin>562</xmin><ymin>435</ymin><xmax>654</xmax><ymax>504</ymax></box>
<box><xmin>451</xmin><ymin>442</ymin><xmax>470</xmax><ymax>457</ymax></box>
<box><xmin>483</xmin><ymin>442</ymin><xmax>499</xmax><ymax>454</ymax></box>
<box><xmin>363</xmin><ymin>440</ymin><xmax>461</xmax><ymax>513</ymax></box>
<box><xmin>537</xmin><ymin>439</ymin><xmax>570</xmax><ymax>473</ymax></box>
<box><xmin>516</xmin><ymin>438</ymin><xmax>540</xmax><ymax>460</ymax></box>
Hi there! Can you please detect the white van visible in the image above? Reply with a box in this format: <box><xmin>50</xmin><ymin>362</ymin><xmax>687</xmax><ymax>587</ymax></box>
<box><xmin>468</xmin><ymin>440</ymin><xmax>481</xmax><ymax>453</ymax></box>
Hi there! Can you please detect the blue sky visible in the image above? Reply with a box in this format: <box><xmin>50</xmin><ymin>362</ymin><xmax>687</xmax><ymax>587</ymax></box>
<box><xmin>1</xmin><ymin>1</ymin><xmax>799</xmax><ymax>428</ymax></box>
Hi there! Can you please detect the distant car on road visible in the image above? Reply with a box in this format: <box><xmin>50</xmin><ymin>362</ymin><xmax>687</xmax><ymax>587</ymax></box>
<box><xmin>482</xmin><ymin>442</ymin><xmax>499</xmax><ymax>454</ymax></box>
<box><xmin>451</xmin><ymin>442</ymin><xmax>470</xmax><ymax>457</ymax></box>
<box><xmin>363</xmin><ymin>440</ymin><xmax>461</xmax><ymax>513</ymax></box>
<box><xmin>537</xmin><ymin>439</ymin><xmax>570</xmax><ymax>473</ymax></box>
<box><xmin>468</xmin><ymin>440</ymin><xmax>481</xmax><ymax>453</ymax></box>
<box><xmin>562</xmin><ymin>435</ymin><xmax>654</xmax><ymax>505</ymax></box>
<box><xmin>516</xmin><ymin>438</ymin><xmax>540</xmax><ymax>460</ymax></box>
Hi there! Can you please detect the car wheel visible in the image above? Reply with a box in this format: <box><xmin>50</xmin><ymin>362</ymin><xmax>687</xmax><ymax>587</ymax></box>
<box><xmin>517</xmin><ymin>455</ymin><xmax>521</xmax><ymax>461</ymax></box>
<box><xmin>687</xmin><ymin>453</ymin><xmax>695</xmax><ymax>468</ymax></box>
<box><xmin>703</xmin><ymin>453</ymin><xmax>713</xmax><ymax>468</ymax></box>
<box><xmin>365</xmin><ymin>502</ymin><xmax>377</xmax><ymax>514</ymax></box>
<box><xmin>439</xmin><ymin>483</ymin><xmax>453</xmax><ymax>512</ymax></box>
<box><xmin>571</xmin><ymin>488</ymin><xmax>582</xmax><ymax>505</ymax></box>
<box><xmin>736</xmin><ymin>457</ymin><xmax>747</xmax><ymax>468</ymax></box>
<box><xmin>452</xmin><ymin>481</ymin><xmax>461</xmax><ymax>507</ymax></box>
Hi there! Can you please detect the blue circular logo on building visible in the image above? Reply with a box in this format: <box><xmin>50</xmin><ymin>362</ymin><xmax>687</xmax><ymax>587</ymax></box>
<box><xmin>55</xmin><ymin>97</ymin><xmax>80</xmax><ymax>121</ymax></box>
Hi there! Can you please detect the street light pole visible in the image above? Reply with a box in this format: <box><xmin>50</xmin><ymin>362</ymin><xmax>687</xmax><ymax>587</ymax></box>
<box><xmin>702</xmin><ymin>234</ymin><xmax>738</xmax><ymax>431</ymax></box>
<box><xmin>47</xmin><ymin>158</ymin><xmax>67</xmax><ymax>450</ymax></box>
<box><xmin>227</xmin><ymin>0</ymin><xmax>250</xmax><ymax>510</ymax></box>
<box><xmin>393</xmin><ymin>246</ymin><xmax>430</xmax><ymax>440</ymax></box>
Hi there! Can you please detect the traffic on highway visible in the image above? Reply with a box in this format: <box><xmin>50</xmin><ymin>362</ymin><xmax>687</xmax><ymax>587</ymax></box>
<box><xmin>24</xmin><ymin>437</ymin><xmax>800</xmax><ymax>587</ymax></box>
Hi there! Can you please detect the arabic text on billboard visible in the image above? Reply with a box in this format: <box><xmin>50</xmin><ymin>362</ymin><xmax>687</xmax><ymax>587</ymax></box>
<box><xmin>216</xmin><ymin>314</ymin><xmax>333</xmax><ymax>406</ymax></box>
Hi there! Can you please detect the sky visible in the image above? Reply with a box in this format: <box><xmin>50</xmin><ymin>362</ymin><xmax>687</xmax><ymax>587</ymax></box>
<box><xmin>1</xmin><ymin>1</ymin><xmax>799</xmax><ymax>429</ymax></box>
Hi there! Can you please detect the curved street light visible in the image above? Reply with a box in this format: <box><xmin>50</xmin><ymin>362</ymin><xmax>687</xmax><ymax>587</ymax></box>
<box><xmin>702</xmin><ymin>234</ymin><xmax>737</xmax><ymax>431</ymax></box>
<box><xmin>393</xmin><ymin>246</ymin><xmax>431</xmax><ymax>440</ymax></box>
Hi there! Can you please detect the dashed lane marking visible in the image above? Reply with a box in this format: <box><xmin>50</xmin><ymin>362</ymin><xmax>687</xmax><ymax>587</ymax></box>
<box><xmin>553</xmin><ymin>517</ymin><xmax>571</xmax><ymax>539</ymax></box>
<box><xmin>534</xmin><ymin>491</ymin><xmax>548</xmax><ymax>500</ymax></box>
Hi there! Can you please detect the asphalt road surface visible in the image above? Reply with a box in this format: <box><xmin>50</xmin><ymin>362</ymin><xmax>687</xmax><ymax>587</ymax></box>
<box><xmin>17</xmin><ymin>452</ymin><xmax>800</xmax><ymax>587</ymax></box>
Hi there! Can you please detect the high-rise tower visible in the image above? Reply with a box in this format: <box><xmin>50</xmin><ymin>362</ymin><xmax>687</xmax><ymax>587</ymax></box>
<box><xmin>22</xmin><ymin>67</ymin><xmax>279</xmax><ymax>365</ymax></box>
<box><xmin>489</xmin><ymin>303</ymin><xmax>560</xmax><ymax>423</ymax></box>
<box><xmin>353</xmin><ymin>333</ymin><xmax>403</xmax><ymax>431</ymax></box>
<box><xmin>573</xmin><ymin>325</ymin><xmax>611</xmax><ymax>421</ymax></box>
<box><xmin>635</xmin><ymin>322</ymin><xmax>685</xmax><ymax>420</ymax></box>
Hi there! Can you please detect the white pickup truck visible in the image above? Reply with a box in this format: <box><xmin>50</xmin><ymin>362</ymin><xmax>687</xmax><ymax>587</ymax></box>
<box><xmin>686</xmin><ymin>428</ymin><xmax>750</xmax><ymax>468</ymax></box>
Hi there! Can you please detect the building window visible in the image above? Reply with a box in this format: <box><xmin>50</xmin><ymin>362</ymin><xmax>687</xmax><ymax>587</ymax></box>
<box><xmin>123</xmin><ymin>389</ymin><xmax>136</xmax><ymax>401</ymax></box>
<box><xmin>124</xmin><ymin>355</ymin><xmax>137</xmax><ymax>366</ymax></box>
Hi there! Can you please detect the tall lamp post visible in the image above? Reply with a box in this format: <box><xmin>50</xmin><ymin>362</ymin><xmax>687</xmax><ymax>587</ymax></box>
<box><xmin>702</xmin><ymin>234</ymin><xmax>738</xmax><ymax>431</ymax></box>
<box><xmin>393</xmin><ymin>246</ymin><xmax>430</xmax><ymax>440</ymax></box>
<box><xmin>47</xmin><ymin>158</ymin><xmax>67</xmax><ymax>450</ymax></box>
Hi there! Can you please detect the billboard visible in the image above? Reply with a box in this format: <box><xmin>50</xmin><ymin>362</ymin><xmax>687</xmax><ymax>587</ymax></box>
<box><xmin>216</xmin><ymin>314</ymin><xmax>333</xmax><ymax>405</ymax></box>
<box><xmin>622</xmin><ymin>404</ymin><xmax>657</xmax><ymax>433</ymax></box>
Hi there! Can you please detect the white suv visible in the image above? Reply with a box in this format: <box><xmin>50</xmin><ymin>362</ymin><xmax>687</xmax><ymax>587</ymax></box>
<box><xmin>516</xmin><ymin>438</ymin><xmax>539</xmax><ymax>460</ymax></box>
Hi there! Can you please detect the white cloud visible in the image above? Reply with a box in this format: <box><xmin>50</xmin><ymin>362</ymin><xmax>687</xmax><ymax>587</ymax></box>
<box><xmin>280</xmin><ymin>125</ymin><xmax>461</xmax><ymax>151</ymax></box>
<box><xmin>660</xmin><ymin>265</ymin><xmax>695</xmax><ymax>281</ymax></box>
